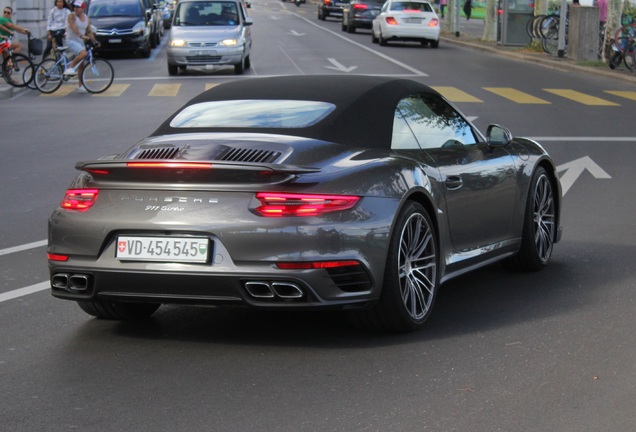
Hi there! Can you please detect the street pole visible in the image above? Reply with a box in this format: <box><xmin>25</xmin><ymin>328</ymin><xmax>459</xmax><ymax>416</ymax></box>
<box><xmin>557</xmin><ymin>0</ymin><xmax>567</xmax><ymax>57</ymax></box>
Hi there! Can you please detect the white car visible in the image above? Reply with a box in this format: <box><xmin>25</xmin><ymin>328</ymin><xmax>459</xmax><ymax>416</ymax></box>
<box><xmin>371</xmin><ymin>0</ymin><xmax>440</xmax><ymax>48</ymax></box>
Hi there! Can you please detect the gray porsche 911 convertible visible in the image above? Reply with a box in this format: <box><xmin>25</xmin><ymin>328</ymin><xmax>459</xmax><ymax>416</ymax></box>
<box><xmin>48</xmin><ymin>75</ymin><xmax>562</xmax><ymax>332</ymax></box>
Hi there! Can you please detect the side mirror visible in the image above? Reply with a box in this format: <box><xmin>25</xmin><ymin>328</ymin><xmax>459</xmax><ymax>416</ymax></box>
<box><xmin>244</xmin><ymin>17</ymin><xmax>254</xmax><ymax>25</ymax></box>
<box><xmin>486</xmin><ymin>124</ymin><xmax>512</xmax><ymax>146</ymax></box>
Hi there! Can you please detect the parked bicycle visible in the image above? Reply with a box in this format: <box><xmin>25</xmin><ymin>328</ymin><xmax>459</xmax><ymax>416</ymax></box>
<box><xmin>609</xmin><ymin>22</ymin><xmax>636</xmax><ymax>70</ymax></box>
<box><xmin>0</xmin><ymin>35</ymin><xmax>35</xmax><ymax>87</ymax></box>
<box><xmin>34</xmin><ymin>41</ymin><xmax>114</xmax><ymax>94</ymax></box>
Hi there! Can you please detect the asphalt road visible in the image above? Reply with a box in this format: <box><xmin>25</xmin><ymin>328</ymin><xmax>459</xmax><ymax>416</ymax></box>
<box><xmin>1</xmin><ymin>1</ymin><xmax>635</xmax><ymax>430</ymax></box>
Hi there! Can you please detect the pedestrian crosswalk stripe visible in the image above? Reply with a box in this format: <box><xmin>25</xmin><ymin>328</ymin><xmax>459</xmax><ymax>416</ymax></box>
<box><xmin>94</xmin><ymin>83</ymin><xmax>130</xmax><ymax>97</ymax></box>
<box><xmin>604</xmin><ymin>90</ymin><xmax>636</xmax><ymax>101</ymax></box>
<box><xmin>483</xmin><ymin>87</ymin><xmax>551</xmax><ymax>104</ymax></box>
<box><xmin>543</xmin><ymin>89</ymin><xmax>619</xmax><ymax>106</ymax></box>
<box><xmin>205</xmin><ymin>83</ymin><xmax>220</xmax><ymax>91</ymax></box>
<box><xmin>149</xmin><ymin>83</ymin><xmax>181</xmax><ymax>96</ymax></box>
<box><xmin>40</xmin><ymin>84</ymin><xmax>76</xmax><ymax>97</ymax></box>
<box><xmin>432</xmin><ymin>86</ymin><xmax>483</xmax><ymax>103</ymax></box>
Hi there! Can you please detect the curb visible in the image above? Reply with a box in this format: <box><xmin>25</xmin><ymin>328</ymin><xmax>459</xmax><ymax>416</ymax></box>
<box><xmin>441</xmin><ymin>34</ymin><xmax>636</xmax><ymax>85</ymax></box>
<box><xmin>0</xmin><ymin>84</ymin><xmax>14</xmax><ymax>100</ymax></box>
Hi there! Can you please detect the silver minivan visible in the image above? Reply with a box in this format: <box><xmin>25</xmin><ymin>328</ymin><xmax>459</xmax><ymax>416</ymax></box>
<box><xmin>167</xmin><ymin>0</ymin><xmax>253</xmax><ymax>75</ymax></box>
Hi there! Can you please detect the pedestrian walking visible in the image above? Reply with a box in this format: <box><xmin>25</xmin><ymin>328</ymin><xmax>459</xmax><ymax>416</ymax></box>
<box><xmin>440</xmin><ymin>0</ymin><xmax>447</xmax><ymax>18</ymax></box>
<box><xmin>463</xmin><ymin>0</ymin><xmax>472</xmax><ymax>20</ymax></box>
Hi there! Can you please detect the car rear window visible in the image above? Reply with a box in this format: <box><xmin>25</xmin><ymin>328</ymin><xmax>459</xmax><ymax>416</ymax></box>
<box><xmin>390</xmin><ymin>1</ymin><xmax>433</xmax><ymax>11</ymax></box>
<box><xmin>170</xmin><ymin>100</ymin><xmax>336</xmax><ymax>128</ymax></box>
<box><xmin>89</xmin><ymin>0</ymin><xmax>143</xmax><ymax>17</ymax></box>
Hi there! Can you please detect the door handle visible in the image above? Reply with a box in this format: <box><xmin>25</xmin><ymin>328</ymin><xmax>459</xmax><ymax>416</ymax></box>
<box><xmin>445</xmin><ymin>176</ymin><xmax>463</xmax><ymax>190</ymax></box>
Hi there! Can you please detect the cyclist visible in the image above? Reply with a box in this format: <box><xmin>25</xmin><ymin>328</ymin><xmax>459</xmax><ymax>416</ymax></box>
<box><xmin>0</xmin><ymin>6</ymin><xmax>31</xmax><ymax>59</ymax></box>
<box><xmin>43</xmin><ymin>0</ymin><xmax>71</xmax><ymax>59</ymax></box>
<box><xmin>63</xmin><ymin>0</ymin><xmax>98</xmax><ymax>93</ymax></box>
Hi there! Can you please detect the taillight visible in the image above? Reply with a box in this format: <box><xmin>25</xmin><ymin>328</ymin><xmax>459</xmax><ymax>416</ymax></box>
<box><xmin>60</xmin><ymin>189</ymin><xmax>99</xmax><ymax>212</ymax></box>
<box><xmin>429</xmin><ymin>18</ymin><xmax>439</xmax><ymax>26</ymax></box>
<box><xmin>353</xmin><ymin>3</ymin><xmax>368</xmax><ymax>9</ymax></box>
<box><xmin>386</xmin><ymin>16</ymin><xmax>398</xmax><ymax>25</ymax></box>
<box><xmin>255</xmin><ymin>192</ymin><xmax>360</xmax><ymax>217</ymax></box>
<box><xmin>47</xmin><ymin>253</ymin><xmax>69</xmax><ymax>262</ymax></box>
<box><xmin>126</xmin><ymin>162</ymin><xmax>213</xmax><ymax>169</ymax></box>
<box><xmin>276</xmin><ymin>260</ymin><xmax>361</xmax><ymax>269</ymax></box>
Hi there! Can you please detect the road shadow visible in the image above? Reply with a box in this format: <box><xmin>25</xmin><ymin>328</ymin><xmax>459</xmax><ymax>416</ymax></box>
<box><xmin>65</xmin><ymin>239</ymin><xmax>634</xmax><ymax>349</ymax></box>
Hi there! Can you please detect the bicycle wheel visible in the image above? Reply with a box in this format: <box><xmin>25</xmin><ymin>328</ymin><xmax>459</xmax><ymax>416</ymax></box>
<box><xmin>624</xmin><ymin>41</ymin><xmax>636</xmax><ymax>70</ymax></box>
<box><xmin>34</xmin><ymin>58</ymin><xmax>64</xmax><ymax>94</ymax></box>
<box><xmin>80</xmin><ymin>58</ymin><xmax>114</xmax><ymax>94</ymax></box>
<box><xmin>542</xmin><ymin>35</ymin><xmax>559</xmax><ymax>55</ymax></box>
<box><xmin>2</xmin><ymin>53</ymin><xmax>34</xmax><ymax>87</ymax></box>
<box><xmin>540</xmin><ymin>15</ymin><xmax>559</xmax><ymax>40</ymax></box>
<box><xmin>614</xmin><ymin>23</ymin><xmax>636</xmax><ymax>44</ymax></box>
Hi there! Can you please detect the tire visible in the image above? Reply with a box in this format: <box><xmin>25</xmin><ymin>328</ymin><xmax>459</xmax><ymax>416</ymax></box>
<box><xmin>379</xmin><ymin>31</ymin><xmax>387</xmax><ymax>46</ymax></box>
<box><xmin>150</xmin><ymin>32</ymin><xmax>157</xmax><ymax>49</ymax></box>
<box><xmin>347</xmin><ymin>22</ymin><xmax>355</xmax><ymax>33</ymax></box>
<box><xmin>244</xmin><ymin>55</ymin><xmax>251</xmax><ymax>70</ymax></box>
<box><xmin>542</xmin><ymin>36</ymin><xmax>558</xmax><ymax>55</ymax></box>
<box><xmin>318</xmin><ymin>9</ymin><xmax>326</xmax><ymax>20</ymax></box>
<box><xmin>81</xmin><ymin>58</ymin><xmax>114</xmax><ymax>94</ymax></box>
<box><xmin>371</xmin><ymin>29</ymin><xmax>378</xmax><ymax>43</ymax></box>
<box><xmin>168</xmin><ymin>64</ymin><xmax>178</xmax><ymax>75</ymax></box>
<box><xmin>609</xmin><ymin>51</ymin><xmax>623</xmax><ymax>69</ymax></box>
<box><xmin>430</xmin><ymin>39</ymin><xmax>439</xmax><ymax>48</ymax></box>
<box><xmin>505</xmin><ymin>167</ymin><xmax>556</xmax><ymax>271</ymax></box>
<box><xmin>2</xmin><ymin>53</ymin><xmax>34</xmax><ymax>87</ymax></box>
<box><xmin>77</xmin><ymin>299</ymin><xmax>160</xmax><ymax>320</ymax></box>
<box><xmin>349</xmin><ymin>202</ymin><xmax>439</xmax><ymax>332</ymax></box>
<box><xmin>34</xmin><ymin>58</ymin><xmax>63</xmax><ymax>94</ymax></box>
<box><xmin>234</xmin><ymin>57</ymin><xmax>245</xmax><ymax>74</ymax></box>
<box><xmin>623</xmin><ymin>41</ymin><xmax>635</xmax><ymax>70</ymax></box>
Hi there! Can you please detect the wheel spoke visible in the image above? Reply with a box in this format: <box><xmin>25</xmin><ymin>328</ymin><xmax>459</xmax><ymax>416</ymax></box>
<box><xmin>398</xmin><ymin>213</ymin><xmax>437</xmax><ymax>320</ymax></box>
<box><xmin>533</xmin><ymin>175</ymin><xmax>555</xmax><ymax>261</ymax></box>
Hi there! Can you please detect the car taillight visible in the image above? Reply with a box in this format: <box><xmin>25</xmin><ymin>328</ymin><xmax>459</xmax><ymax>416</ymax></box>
<box><xmin>47</xmin><ymin>253</ymin><xmax>69</xmax><ymax>262</ymax></box>
<box><xmin>386</xmin><ymin>16</ymin><xmax>398</xmax><ymax>25</ymax></box>
<box><xmin>126</xmin><ymin>162</ymin><xmax>213</xmax><ymax>169</ymax></box>
<box><xmin>323</xmin><ymin>0</ymin><xmax>331</xmax><ymax>4</ymax></box>
<box><xmin>276</xmin><ymin>260</ymin><xmax>361</xmax><ymax>269</ymax></box>
<box><xmin>60</xmin><ymin>189</ymin><xmax>99</xmax><ymax>212</ymax></box>
<box><xmin>255</xmin><ymin>192</ymin><xmax>360</xmax><ymax>217</ymax></box>
<box><xmin>429</xmin><ymin>18</ymin><xmax>439</xmax><ymax>26</ymax></box>
<box><xmin>353</xmin><ymin>3</ymin><xmax>368</xmax><ymax>9</ymax></box>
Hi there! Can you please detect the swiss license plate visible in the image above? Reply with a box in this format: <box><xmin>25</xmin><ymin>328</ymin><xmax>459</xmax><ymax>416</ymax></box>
<box><xmin>196</xmin><ymin>50</ymin><xmax>214</xmax><ymax>56</ymax></box>
<box><xmin>116</xmin><ymin>236</ymin><xmax>210</xmax><ymax>263</ymax></box>
<box><xmin>405</xmin><ymin>18</ymin><xmax>423</xmax><ymax>23</ymax></box>
<box><xmin>108</xmin><ymin>38</ymin><xmax>122</xmax><ymax>43</ymax></box>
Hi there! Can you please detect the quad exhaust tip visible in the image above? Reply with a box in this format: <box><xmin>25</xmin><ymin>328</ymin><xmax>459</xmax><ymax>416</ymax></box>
<box><xmin>51</xmin><ymin>273</ymin><xmax>90</xmax><ymax>292</ymax></box>
<box><xmin>244</xmin><ymin>281</ymin><xmax>304</xmax><ymax>300</ymax></box>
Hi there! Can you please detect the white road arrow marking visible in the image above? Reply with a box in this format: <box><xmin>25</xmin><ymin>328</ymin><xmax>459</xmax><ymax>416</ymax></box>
<box><xmin>325</xmin><ymin>58</ymin><xmax>358</xmax><ymax>73</ymax></box>
<box><xmin>556</xmin><ymin>156</ymin><xmax>611</xmax><ymax>196</ymax></box>
<box><xmin>288</xmin><ymin>30</ymin><xmax>305</xmax><ymax>36</ymax></box>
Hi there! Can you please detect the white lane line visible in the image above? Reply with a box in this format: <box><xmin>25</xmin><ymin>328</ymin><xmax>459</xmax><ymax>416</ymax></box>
<box><xmin>0</xmin><ymin>240</ymin><xmax>47</xmax><ymax>256</ymax></box>
<box><xmin>0</xmin><ymin>282</ymin><xmax>50</xmax><ymax>303</ymax></box>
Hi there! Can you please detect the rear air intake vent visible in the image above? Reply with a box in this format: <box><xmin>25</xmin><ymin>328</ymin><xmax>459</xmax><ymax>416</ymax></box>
<box><xmin>219</xmin><ymin>148</ymin><xmax>281</xmax><ymax>163</ymax></box>
<box><xmin>136</xmin><ymin>147</ymin><xmax>182</xmax><ymax>160</ymax></box>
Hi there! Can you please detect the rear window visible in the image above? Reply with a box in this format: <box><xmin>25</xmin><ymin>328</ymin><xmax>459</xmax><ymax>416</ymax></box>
<box><xmin>170</xmin><ymin>100</ymin><xmax>336</xmax><ymax>128</ymax></box>
<box><xmin>89</xmin><ymin>0</ymin><xmax>143</xmax><ymax>17</ymax></box>
<box><xmin>390</xmin><ymin>1</ymin><xmax>433</xmax><ymax>11</ymax></box>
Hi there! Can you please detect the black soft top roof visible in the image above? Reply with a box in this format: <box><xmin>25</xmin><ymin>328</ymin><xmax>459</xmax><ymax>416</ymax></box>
<box><xmin>151</xmin><ymin>75</ymin><xmax>440</xmax><ymax>149</ymax></box>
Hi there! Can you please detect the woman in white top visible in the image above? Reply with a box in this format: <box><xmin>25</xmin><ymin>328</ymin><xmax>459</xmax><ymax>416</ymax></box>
<box><xmin>43</xmin><ymin>0</ymin><xmax>71</xmax><ymax>59</ymax></box>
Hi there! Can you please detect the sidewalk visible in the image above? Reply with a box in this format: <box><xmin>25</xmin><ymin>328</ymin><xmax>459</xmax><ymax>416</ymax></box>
<box><xmin>440</xmin><ymin>17</ymin><xmax>636</xmax><ymax>85</ymax></box>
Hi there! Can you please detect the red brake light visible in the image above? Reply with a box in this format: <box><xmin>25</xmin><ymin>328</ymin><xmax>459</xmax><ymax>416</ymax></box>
<box><xmin>47</xmin><ymin>253</ymin><xmax>69</xmax><ymax>262</ymax></box>
<box><xmin>126</xmin><ymin>162</ymin><xmax>213</xmax><ymax>169</ymax></box>
<box><xmin>255</xmin><ymin>192</ymin><xmax>360</xmax><ymax>217</ymax></box>
<box><xmin>353</xmin><ymin>3</ymin><xmax>368</xmax><ymax>9</ymax></box>
<box><xmin>276</xmin><ymin>260</ymin><xmax>361</xmax><ymax>269</ymax></box>
<box><xmin>60</xmin><ymin>189</ymin><xmax>99</xmax><ymax>211</ymax></box>
<box><xmin>428</xmin><ymin>18</ymin><xmax>438</xmax><ymax>26</ymax></box>
<box><xmin>386</xmin><ymin>16</ymin><xmax>398</xmax><ymax>25</ymax></box>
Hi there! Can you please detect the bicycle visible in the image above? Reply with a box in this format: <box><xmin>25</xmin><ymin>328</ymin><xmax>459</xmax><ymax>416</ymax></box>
<box><xmin>0</xmin><ymin>35</ymin><xmax>35</xmax><ymax>87</ymax></box>
<box><xmin>609</xmin><ymin>23</ymin><xmax>636</xmax><ymax>71</ymax></box>
<box><xmin>34</xmin><ymin>41</ymin><xmax>114</xmax><ymax>94</ymax></box>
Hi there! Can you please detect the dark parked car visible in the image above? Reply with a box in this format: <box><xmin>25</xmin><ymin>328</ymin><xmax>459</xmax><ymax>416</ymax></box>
<box><xmin>47</xmin><ymin>75</ymin><xmax>562</xmax><ymax>332</ymax></box>
<box><xmin>141</xmin><ymin>0</ymin><xmax>164</xmax><ymax>43</ymax></box>
<box><xmin>341</xmin><ymin>0</ymin><xmax>384</xmax><ymax>32</ymax></box>
<box><xmin>88</xmin><ymin>0</ymin><xmax>160</xmax><ymax>57</ymax></box>
<box><xmin>318</xmin><ymin>0</ymin><xmax>350</xmax><ymax>20</ymax></box>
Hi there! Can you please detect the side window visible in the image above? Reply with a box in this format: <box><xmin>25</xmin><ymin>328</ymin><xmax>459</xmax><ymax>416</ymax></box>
<box><xmin>396</xmin><ymin>94</ymin><xmax>478</xmax><ymax>150</ymax></box>
<box><xmin>391</xmin><ymin>109</ymin><xmax>420</xmax><ymax>150</ymax></box>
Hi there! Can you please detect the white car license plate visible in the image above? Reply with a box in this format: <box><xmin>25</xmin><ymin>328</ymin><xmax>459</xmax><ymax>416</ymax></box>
<box><xmin>116</xmin><ymin>236</ymin><xmax>210</xmax><ymax>263</ymax></box>
<box><xmin>405</xmin><ymin>17</ymin><xmax>423</xmax><ymax>23</ymax></box>
<box><xmin>108</xmin><ymin>38</ymin><xmax>122</xmax><ymax>43</ymax></box>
